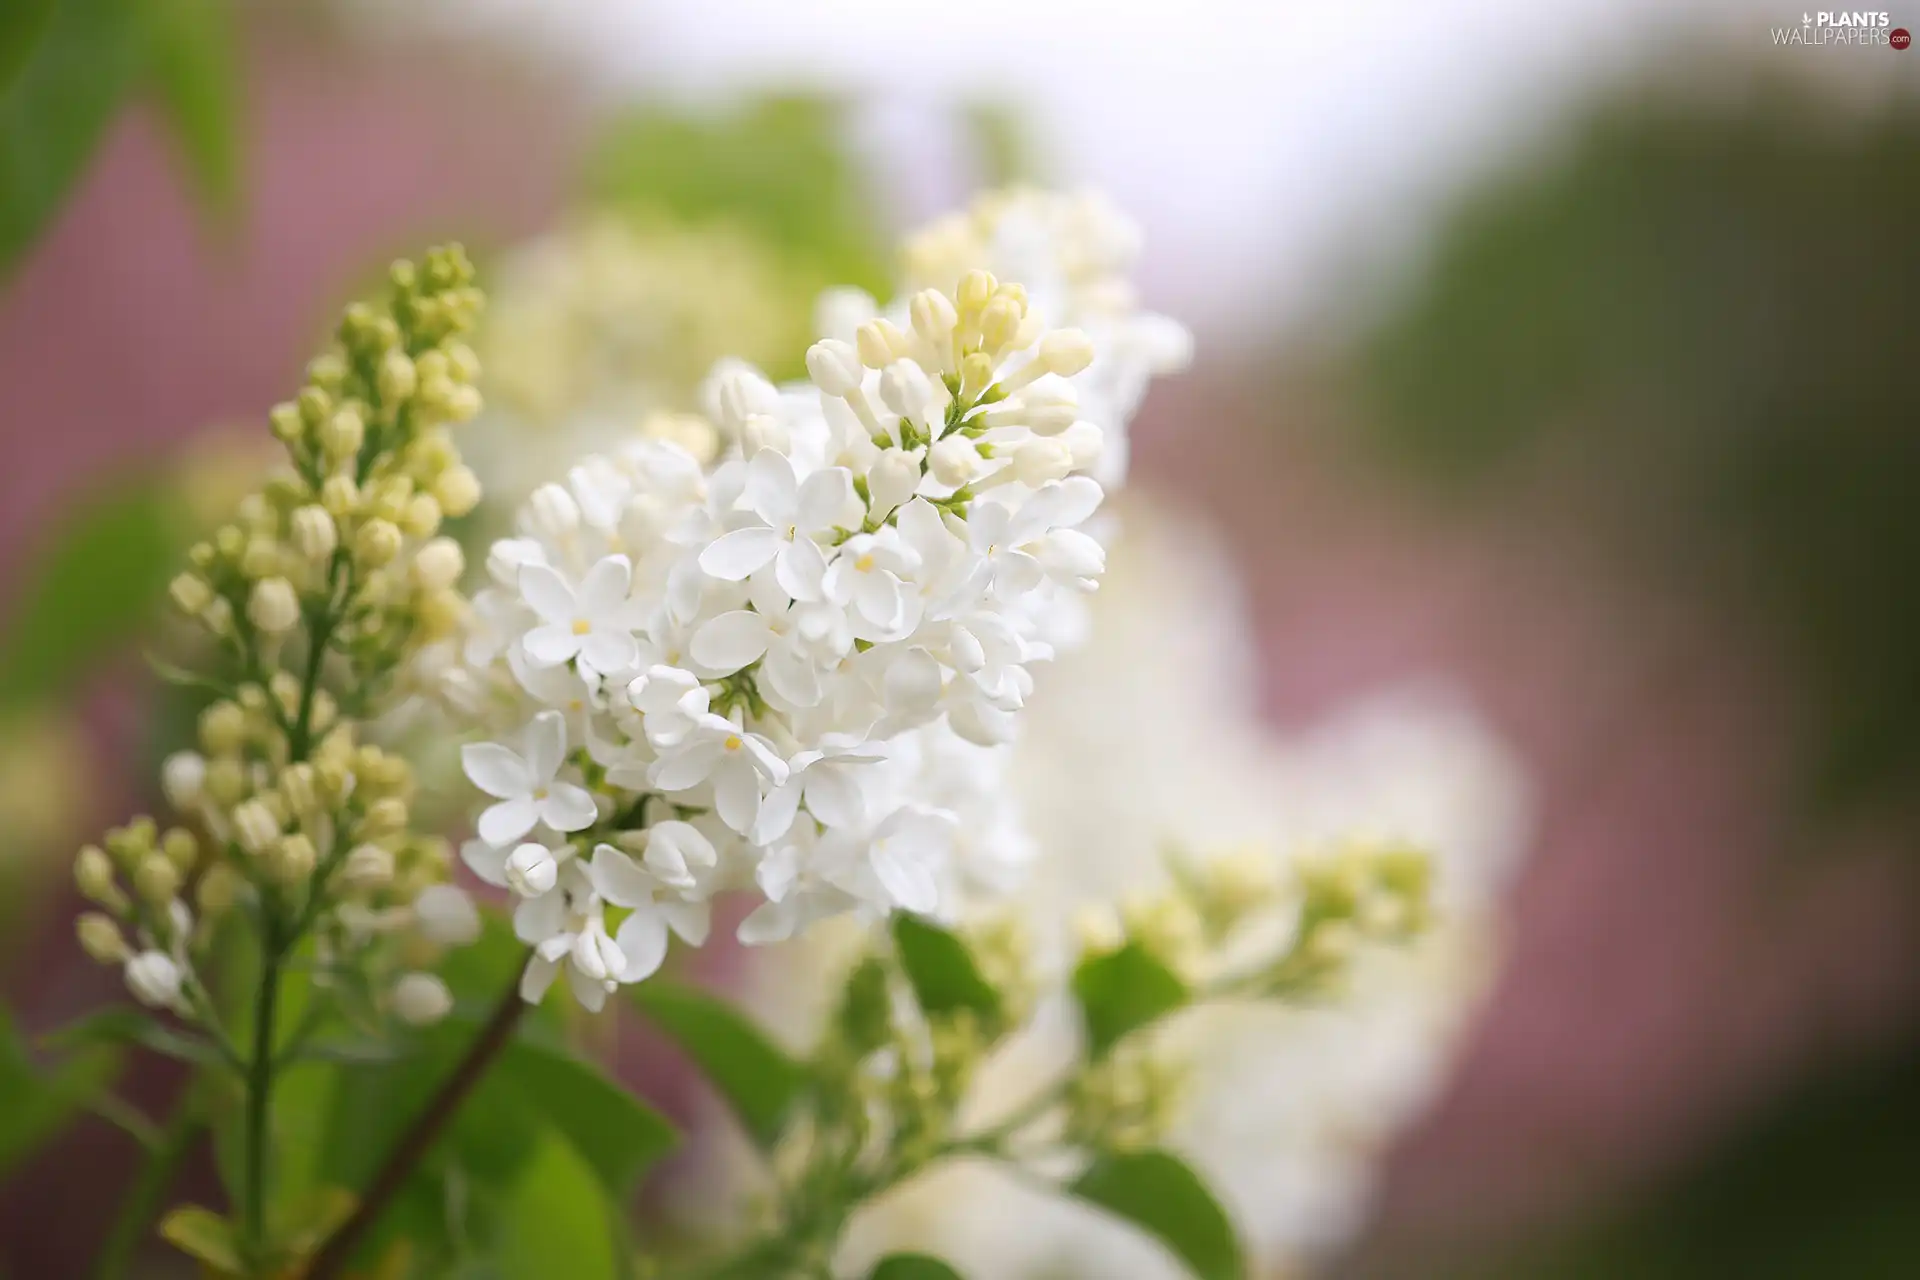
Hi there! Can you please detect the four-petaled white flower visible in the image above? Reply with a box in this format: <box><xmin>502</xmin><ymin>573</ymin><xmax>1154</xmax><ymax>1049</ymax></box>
<box><xmin>462</xmin><ymin>711</ymin><xmax>597</xmax><ymax>845</ymax></box>
<box><xmin>520</xmin><ymin>554</ymin><xmax>645</xmax><ymax>674</ymax></box>
<box><xmin>649</xmin><ymin>711</ymin><xmax>789</xmax><ymax>834</ymax></box>
<box><xmin>588</xmin><ymin>843</ymin><xmax>712</xmax><ymax>983</ymax></box>
<box><xmin>698</xmin><ymin>450</ymin><xmax>861</xmax><ymax>601</ymax></box>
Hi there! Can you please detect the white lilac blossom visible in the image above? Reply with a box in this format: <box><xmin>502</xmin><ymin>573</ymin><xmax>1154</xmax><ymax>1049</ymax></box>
<box><xmin>452</xmin><ymin>195</ymin><xmax>1189</xmax><ymax>1007</ymax></box>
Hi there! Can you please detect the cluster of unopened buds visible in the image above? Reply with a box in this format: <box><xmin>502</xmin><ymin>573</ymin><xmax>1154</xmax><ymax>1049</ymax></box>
<box><xmin>451</xmin><ymin>242</ymin><xmax>1177</xmax><ymax>1010</ymax></box>
<box><xmin>73</xmin><ymin>246</ymin><xmax>489</xmax><ymax>1031</ymax></box>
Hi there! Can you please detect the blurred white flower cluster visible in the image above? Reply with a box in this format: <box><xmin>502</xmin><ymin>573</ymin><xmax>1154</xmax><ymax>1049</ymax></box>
<box><xmin>446</xmin><ymin>191</ymin><xmax>1190</xmax><ymax>1010</ymax></box>
<box><xmin>741</xmin><ymin>501</ymin><xmax>1531</xmax><ymax>1278</ymax></box>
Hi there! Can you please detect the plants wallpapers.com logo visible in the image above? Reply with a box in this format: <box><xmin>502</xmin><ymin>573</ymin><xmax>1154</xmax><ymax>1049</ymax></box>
<box><xmin>1772</xmin><ymin>11</ymin><xmax>1912</xmax><ymax>45</ymax></box>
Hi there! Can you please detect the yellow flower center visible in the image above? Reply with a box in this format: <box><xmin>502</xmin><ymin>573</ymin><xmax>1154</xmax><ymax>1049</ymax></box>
<box><xmin>854</xmin><ymin>554</ymin><xmax>875</xmax><ymax>573</ymax></box>
<box><xmin>571</xmin><ymin>618</ymin><xmax>592</xmax><ymax>635</ymax></box>
<box><xmin>723</xmin><ymin>735</ymin><xmax>743</xmax><ymax>752</ymax></box>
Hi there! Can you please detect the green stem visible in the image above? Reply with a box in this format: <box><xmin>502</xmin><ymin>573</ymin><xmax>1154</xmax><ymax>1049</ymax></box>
<box><xmin>92</xmin><ymin>1083</ymin><xmax>203</xmax><ymax>1280</ymax></box>
<box><xmin>242</xmin><ymin>933</ymin><xmax>285</xmax><ymax>1260</ymax></box>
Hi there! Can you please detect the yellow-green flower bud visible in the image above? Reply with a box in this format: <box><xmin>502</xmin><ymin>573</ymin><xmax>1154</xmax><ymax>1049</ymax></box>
<box><xmin>134</xmin><ymin>854</ymin><xmax>180</xmax><ymax>906</ymax></box>
<box><xmin>290</xmin><ymin>505</ymin><xmax>337</xmax><ymax>561</ymax></box>
<box><xmin>354</xmin><ymin>518</ymin><xmax>402</xmax><ymax>568</ymax></box>
<box><xmin>307</xmin><ymin>350</ymin><xmax>348</xmax><ymax>390</ymax></box>
<box><xmin>161</xmin><ymin>827</ymin><xmax>199</xmax><ymax>873</ymax></box>
<box><xmin>75</xmin><ymin>844</ymin><xmax>119</xmax><ymax>903</ymax></box>
<box><xmin>416</xmin><ymin>589</ymin><xmax>466</xmax><ymax>642</ymax></box>
<box><xmin>365</xmin><ymin>475</ymin><xmax>412</xmax><ymax>523</ymax></box>
<box><xmin>201</xmin><ymin>596</ymin><xmax>235</xmax><ymax>638</ymax></box>
<box><xmin>231</xmin><ymin>799</ymin><xmax>281</xmax><ymax>856</ymax></box>
<box><xmin>320</xmin><ymin>475</ymin><xmax>358</xmax><ymax>518</ymax></box>
<box><xmin>197</xmin><ymin>863</ymin><xmax>241</xmax><ymax>916</ymax></box>
<box><xmin>214</xmin><ymin>525</ymin><xmax>246</xmax><ymax>561</ymax></box>
<box><xmin>432</xmin><ymin>465</ymin><xmax>481</xmax><ymax>518</ymax></box>
<box><xmin>320</xmin><ymin>406</ymin><xmax>365</xmax><ymax>461</ymax></box>
<box><xmin>377</xmin><ymin>349</ymin><xmax>417</xmax><ymax>403</ymax></box>
<box><xmin>280</xmin><ymin>763</ymin><xmax>319</xmax><ymax>815</ymax></box>
<box><xmin>169</xmin><ymin>573</ymin><xmax>214</xmax><ymax>617</ymax></box>
<box><xmin>443</xmin><ymin>384</ymin><xmax>483</xmax><ymax>423</ymax></box>
<box><xmin>77</xmin><ymin>912</ymin><xmax>129</xmax><ymax>964</ymax></box>
<box><xmin>268</xmin><ymin>833</ymin><xmax>317</xmax><ymax>885</ymax></box>
<box><xmin>268</xmin><ymin>671</ymin><xmax>301</xmax><ymax>719</ymax></box>
<box><xmin>269</xmin><ymin>401</ymin><xmax>305</xmax><ymax>442</ymax></box>
<box><xmin>342</xmin><ymin>843</ymin><xmax>394</xmax><ymax>889</ymax></box>
<box><xmin>248</xmin><ymin>577</ymin><xmax>300</xmax><ymax>634</ymax></box>
<box><xmin>401</xmin><ymin>493</ymin><xmax>442</xmax><ymax>538</ymax></box>
<box><xmin>199</xmin><ymin>701</ymin><xmax>246</xmax><ymax>755</ymax></box>
<box><xmin>410</xmin><ymin>537</ymin><xmax>464</xmax><ymax>591</ymax></box>
<box><xmin>204</xmin><ymin>756</ymin><xmax>248</xmax><ymax>807</ymax></box>
<box><xmin>359</xmin><ymin>796</ymin><xmax>409</xmax><ymax>840</ymax></box>
<box><xmin>297</xmin><ymin>385</ymin><xmax>332</xmax><ymax>428</ymax></box>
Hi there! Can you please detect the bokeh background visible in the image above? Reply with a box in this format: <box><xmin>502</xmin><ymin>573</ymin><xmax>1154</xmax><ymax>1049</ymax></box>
<box><xmin>5</xmin><ymin>1</ymin><xmax>1920</xmax><ymax>1276</ymax></box>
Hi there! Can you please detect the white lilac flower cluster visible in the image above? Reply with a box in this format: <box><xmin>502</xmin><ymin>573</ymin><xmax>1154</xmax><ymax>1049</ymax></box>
<box><xmin>451</xmin><ymin>197</ymin><xmax>1187</xmax><ymax>1011</ymax></box>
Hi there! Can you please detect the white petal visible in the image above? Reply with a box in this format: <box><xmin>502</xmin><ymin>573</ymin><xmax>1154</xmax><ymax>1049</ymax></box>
<box><xmin>588</xmin><ymin>844</ymin><xmax>653</xmax><ymax>909</ymax></box>
<box><xmin>578</xmin><ymin>554</ymin><xmax>633</xmax><ymax>614</ymax></box>
<box><xmin>750</xmin><ymin>779</ymin><xmax>803</xmax><ymax>845</ymax></box>
<box><xmin>796</xmin><ymin>467</ymin><xmax>858</xmax><ymax>532</ymax></box>
<box><xmin>566</xmin><ymin>963</ymin><xmax>610</xmax><ymax>1011</ymax></box>
<box><xmin>713</xmin><ymin>759</ymin><xmax>761</xmax><ymax>834</ymax></box>
<box><xmin>992</xmin><ymin>550</ymin><xmax>1045</xmax><ymax>598</ymax></box>
<box><xmin>519</xmin><ymin>953</ymin><xmax>560</xmax><ymax>1004</ymax></box>
<box><xmin>690</xmin><ymin>610</ymin><xmax>772</xmax><ymax>673</ymax></box>
<box><xmin>580</xmin><ymin>630</ymin><xmax>640</xmax><ymax>676</ymax></box>
<box><xmin>518</xmin><ymin>563</ymin><xmax>577</xmax><ymax>624</ymax></box>
<box><xmin>739</xmin><ymin>734</ymin><xmax>789</xmax><ymax>785</ymax></box>
<box><xmin>459</xmin><ymin>838</ymin><xmax>511</xmax><ymax>886</ymax></box>
<box><xmin>699</xmin><ymin>527</ymin><xmax>783</xmax><ymax>581</ymax></box>
<box><xmin>615</xmin><ymin>910</ymin><xmax>670</xmax><ymax>982</ymax></box>
<box><xmin>462</xmin><ymin>743</ymin><xmax>532</xmax><ymax>800</ymax></box>
<box><xmin>651</xmin><ymin>741</ymin><xmax>721</xmax><ymax>792</ymax></box>
<box><xmin>522</xmin><ymin>625</ymin><xmax>582</xmax><ymax>668</ymax></box>
<box><xmin>872</xmin><ymin>845</ymin><xmax>938</xmax><ymax>915</ymax></box>
<box><xmin>744</xmin><ymin>448</ymin><xmax>799</xmax><ymax>522</ymax></box>
<box><xmin>775</xmin><ymin>536</ymin><xmax>828</xmax><ymax>603</ymax></box>
<box><xmin>736</xmin><ymin>900</ymin><xmax>797</xmax><ymax>945</ymax></box>
<box><xmin>539</xmin><ymin>782</ymin><xmax>598</xmax><ymax>834</ymax></box>
<box><xmin>512</xmin><ymin>890</ymin><xmax>568</xmax><ymax>944</ymax></box>
<box><xmin>804</xmin><ymin>766</ymin><xmax>864</xmax><ymax>829</ymax></box>
<box><xmin>523</xmin><ymin>710</ymin><xmax>567</xmax><ymax>782</ymax></box>
<box><xmin>661</xmin><ymin>899</ymin><xmax>711</xmax><ymax>946</ymax></box>
<box><xmin>478</xmin><ymin>797</ymin><xmax>539</xmax><ymax>848</ymax></box>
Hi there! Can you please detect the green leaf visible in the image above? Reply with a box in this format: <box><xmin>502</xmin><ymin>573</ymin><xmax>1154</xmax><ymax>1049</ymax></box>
<box><xmin>0</xmin><ymin>476</ymin><xmax>188</xmax><ymax>708</ymax></box>
<box><xmin>893</xmin><ymin>915</ymin><xmax>1003</xmax><ymax>1031</ymax></box>
<box><xmin>0</xmin><ymin>0</ymin><xmax>56</xmax><ymax>95</ymax></box>
<box><xmin>158</xmin><ymin>1205</ymin><xmax>243</xmax><ymax>1273</ymax></box>
<box><xmin>494</xmin><ymin>1133</ymin><xmax>619</xmax><ymax>1280</ymax></box>
<box><xmin>37</xmin><ymin>1005</ymin><xmax>224</xmax><ymax>1067</ymax></box>
<box><xmin>870</xmin><ymin>1254</ymin><xmax>966</xmax><ymax>1280</ymax></box>
<box><xmin>1069</xmin><ymin>1150</ymin><xmax>1245</xmax><ymax>1280</ymax></box>
<box><xmin>0</xmin><ymin>1005</ymin><xmax>125</xmax><ymax>1176</ymax></box>
<box><xmin>1071</xmin><ymin>943</ymin><xmax>1189</xmax><ymax>1059</ymax></box>
<box><xmin>492</xmin><ymin>1033</ymin><xmax>677</xmax><ymax>1196</ymax></box>
<box><xmin>629</xmin><ymin>979</ymin><xmax>809</xmax><ymax>1148</ymax></box>
<box><xmin>139</xmin><ymin>0</ymin><xmax>241</xmax><ymax>221</ymax></box>
<box><xmin>0</xmin><ymin>0</ymin><xmax>148</xmax><ymax>281</ymax></box>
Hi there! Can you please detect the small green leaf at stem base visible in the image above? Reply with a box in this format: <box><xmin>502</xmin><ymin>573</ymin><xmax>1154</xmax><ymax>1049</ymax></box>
<box><xmin>892</xmin><ymin>914</ymin><xmax>1002</xmax><ymax>1030</ymax></box>
<box><xmin>1069</xmin><ymin>1149</ymin><xmax>1245</xmax><ymax>1280</ymax></box>
<box><xmin>1071</xmin><ymin>943</ymin><xmax>1189</xmax><ymax>1059</ymax></box>
<box><xmin>159</xmin><ymin>1205</ymin><xmax>243</xmax><ymax>1274</ymax></box>
<box><xmin>869</xmin><ymin>1253</ymin><xmax>966</xmax><ymax>1279</ymax></box>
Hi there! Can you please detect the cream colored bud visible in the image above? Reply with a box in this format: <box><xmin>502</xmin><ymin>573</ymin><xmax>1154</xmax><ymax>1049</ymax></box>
<box><xmin>342</xmin><ymin>843</ymin><xmax>395</xmax><ymax>889</ymax></box>
<box><xmin>432</xmin><ymin>465</ymin><xmax>481</xmax><ymax>518</ymax></box>
<box><xmin>365</xmin><ymin>476</ymin><xmax>412</xmax><ymax>523</ymax></box>
<box><xmin>125</xmin><ymin>951</ymin><xmax>184</xmax><ymax>1010</ymax></box>
<box><xmin>401</xmin><ymin>493</ymin><xmax>442</xmax><ymax>538</ymax></box>
<box><xmin>134</xmin><ymin>855</ymin><xmax>181</xmax><ymax>906</ymax></box>
<box><xmin>928</xmin><ymin>436</ymin><xmax>981</xmax><ymax>488</ymax></box>
<box><xmin>1072</xmin><ymin>904</ymin><xmax>1126</xmax><ymax>954</ymax></box>
<box><xmin>231</xmin><ymin>799</ymin><xmax>280</xmax><ymax>856</ymax></box>
<box><xmin>320</xmin><ymin>475</ymin><xmax>358</xmax><ymax>518</ymax></box>
<box><xmin>269</xmin><ymin>833</ymin><xmax>317</xmax><ymax>885</ymax></box>
<box><xmin>377</xmin><ymin>349</ymin><xmax>417</xmax><ymax>403</ymax></box>
<box><xmin>161</xmin><ymin>751</ymin><xmax>206</xmax><ymax>809</ymax></box>
<box><xmin>247</xmin><ymin>577</ymin><xmax>301</xmax><ymax>635</ymax></box>
<box><xmin>415</xmin><ymin>349</ymin><xmax>450</xmax><ymax>384</ymax></box>
<box><xmin>77</xmin><ymin>913</ymin><xmax>129</xmax><ymax>964</ymax></box>
<box><xmin>290</xmin><ymin>505</ymin><xmax>337</xmax><ymax>561</ymax></box>
<box><xmin>201</xmin><ymin>596</ymin><xmax>234</xmax><ymax>638</ymax></box>
<box><xmin>525</xmin><ymin>484</ymin><xmax>579</xmax><ymax>542</ymax></box>
<box><xmin>411</xmin><ymin>540</ymin><xmax>463</xmax><ymax>594</ymax></box>
<box><xmin>868</xmin><ymin>449</ymin><xmax>921</xmax><ymax>515</ymax></box>
<box><xmin>504</xmin><ymin>843</ymin><xmax>557</xmax><ymax>897</ymax></box>
<box><xmin>910</xmin><ymin>289</ymin><xmax>958</xmax><ymax>345</ymax></box>
<box><xmin>979</xmin><ymin>297</ymin><xmax>1024</xmax><ymax>352</ymax></box>
<box><xmin>1040</xmin><ymin>328</ymin><xmax>1095</xmax><ymax>377</ymax></box>
<box><xmin>320</xmin><ymin>407</ymin><xmax>365</xmax><ymax>461</ymax></box>
<box><xmin>879</xmin><ymin>360</ymin><xmax>935</xmax><ymax>420</ymax></box>
<box><xmin>806</xmin><ymin>339</ymin><xmax>864</xmax><ymax>398</ymax></box>
<box><xmin>959</xmin><ymin>352</ymin><xmax>995</xmax><ymax>401</ymax></box>
<box><xmin>739</xmin><ymin>413</ymin><xmax>789</xmax><ymax>456</ymax></box>
<box><xmin>1060</xmin><ymin>420</ymin><xmax>1105</xmax><ymax>471</ymax></box>
<box><xmin>444</xmin><ymin>384</ymin><xmax>483</xmax><ymax>423</ymax></box>
<box><xmin>199</xmin><ymin>702</ymin><xmax>246</xmax><ymax>755</ymax></box>
<box><xmin>392</xmin><ymin>972</ymin><xmax>453</xmax><ymax>1025</ymax></box>
<box><xmin>416</xmin><ymin>589</ymin><xmax>466</xmax><ymax>642</ymax></box>
<box><xmin>169</xmin><ymin>573</ymin><xmax>214</xmax><ymax>617</ymax></box>
<box><xmin>360</xmin><ymin>797</ymin><xmax>409</xmax><ymax>839</ymax></box>
<box><xmin>268</xmin><ymin>671</ymin><xmax>301</xmax><ymax>719</ymax></box>
<box><xmin>353</xmin><ymin>518</ymin><xmax>402</xmax><ymax>568</ymax></box>
<box><xmin>279</xmin><ymin>763</ymin><xmax>318</xmax><ymax>815</ymax></box>
<box><xmin>239</xmin><ymin>537</ymin><xmax>281</xmax><ymax>581</ymax></box>
<box><xmin>957</xmin><ymin>270</ymin><xmax>997</xmax><ymax>315</ymax></box>
<box><xmin>1012</xmin><ymin>438</ymin><xmax>1074</xmax><ymax>486</ymax></box>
